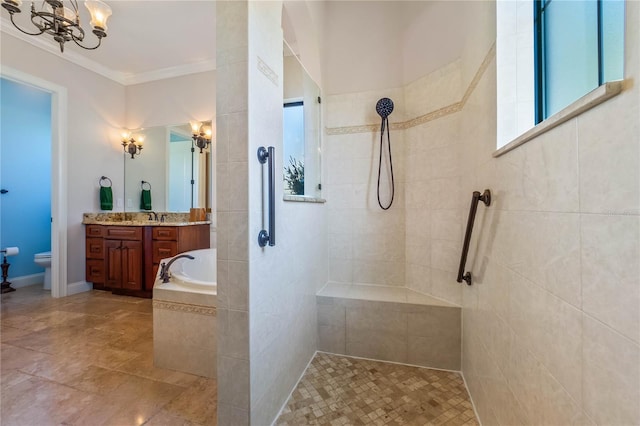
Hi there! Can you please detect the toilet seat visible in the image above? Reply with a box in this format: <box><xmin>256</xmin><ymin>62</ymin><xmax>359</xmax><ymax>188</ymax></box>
<box><xmin>34</xmin><ymin>251</ymin><xmax>51</xmax><ymax>259</ymax></box>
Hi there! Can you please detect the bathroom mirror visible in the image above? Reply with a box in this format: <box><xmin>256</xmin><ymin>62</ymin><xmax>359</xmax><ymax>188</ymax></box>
<box><xmin>123</xmin><ymin>121</ymin><xmax>212</xmax><ymax>212</ymax></box>
<box><xmin>283</xmin><ymin>41</ymin><xmax>322</xmax><ymax>198</ymax></box>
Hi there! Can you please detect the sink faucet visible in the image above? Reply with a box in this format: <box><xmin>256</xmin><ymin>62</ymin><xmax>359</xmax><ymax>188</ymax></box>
<box><xmin>159</xmin><ymin>254</ymin><xmax>195</xmax><ymax>283</ymax></box>
<box><xmin>148</xmin><ymin>211</ymin><xmax>158</xmax><ymax>221</ymax></box>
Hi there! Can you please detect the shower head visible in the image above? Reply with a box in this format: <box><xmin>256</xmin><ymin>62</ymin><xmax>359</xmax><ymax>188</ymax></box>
<box><xmin>376</xmin><ymin>98</ymin><xmax>394</xmax><ymax>119</ymax></box>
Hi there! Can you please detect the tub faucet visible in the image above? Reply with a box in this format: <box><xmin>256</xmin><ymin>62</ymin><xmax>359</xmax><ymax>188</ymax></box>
<box><xmin>159</xmin><ymin>254</ymin><xmax>195</xmax><ymax>283</ymax></box>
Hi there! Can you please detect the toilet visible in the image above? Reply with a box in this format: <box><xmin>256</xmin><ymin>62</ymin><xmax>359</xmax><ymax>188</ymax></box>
<box><xmin>34</xmin><ymin>251</ymin><xmax>52</xmax><ymax>290</ymax></box>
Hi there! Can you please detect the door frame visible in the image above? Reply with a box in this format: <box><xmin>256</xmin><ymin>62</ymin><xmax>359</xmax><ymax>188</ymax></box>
<box><xmin>1</xmin><ymin>66</ymin><xmax>68</xmax><ymax>298</ymax></box>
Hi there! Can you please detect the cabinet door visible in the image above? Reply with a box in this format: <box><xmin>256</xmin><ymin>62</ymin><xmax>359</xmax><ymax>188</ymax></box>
<box><xmin>105</xmin><ymin>240</ymin><xmax>122</xmax><ymax>288</ymax></box>
<box><xmin>121</xmin><ymin>240</ymin><xmax>143</xmax><ymax>290</ymax></box>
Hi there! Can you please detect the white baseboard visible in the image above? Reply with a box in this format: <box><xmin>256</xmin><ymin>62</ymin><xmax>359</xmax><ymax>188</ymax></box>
<box><xmin>8</xmin><ymin>273</ymin><xmax>44</xmax><ymax>289</ymax></box>
<box><xmin>67</xmin><ymin>281</ymin><xmax>92</xmax><ymax>295</ymax></box>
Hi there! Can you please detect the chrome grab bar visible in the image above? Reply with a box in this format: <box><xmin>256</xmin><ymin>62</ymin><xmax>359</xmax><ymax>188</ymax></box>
<box><xmin>457</xmin><ymin>189</ymin><xmax>491</xmax><ymax>286</ymax></box>
<box><xmin>257</xmin><ymin>146</ymin><xmax>276</xmax><ymax>247</ymax></box>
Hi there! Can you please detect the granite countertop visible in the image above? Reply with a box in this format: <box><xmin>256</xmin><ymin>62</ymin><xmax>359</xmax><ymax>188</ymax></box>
<box><xmin>83</xmin><ymin>213</ymin><xmax>212</xmax><ymax>227</ymax></box>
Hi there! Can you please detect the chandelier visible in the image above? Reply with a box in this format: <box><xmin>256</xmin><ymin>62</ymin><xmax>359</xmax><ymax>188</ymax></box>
<box><xmin>1</xmin><ymin>0</ymin><xmax>112</xmax><ymax>53</ymax></box>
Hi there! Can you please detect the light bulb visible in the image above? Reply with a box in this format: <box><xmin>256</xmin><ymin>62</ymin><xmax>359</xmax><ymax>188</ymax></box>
<box><xmin>84</xmin><ymin>0</ymin><xmax>111</xmax><ymax>31</ymax></box>
<box><xmin>60</xmin><ymin>6</ymin><xmax>76</xmax><ymax>24</ymax></box>
<box><xmin>190</xmin><ymin>121</ymin><xmax>201</xmax><ymax>133</ymax></box>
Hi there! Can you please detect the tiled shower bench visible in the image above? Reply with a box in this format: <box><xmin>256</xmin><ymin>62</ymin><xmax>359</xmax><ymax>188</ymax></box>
<box><xmin>317</xmin><ymin>282</ymin><xmax>461</xmax><ymax>371</ymax></box>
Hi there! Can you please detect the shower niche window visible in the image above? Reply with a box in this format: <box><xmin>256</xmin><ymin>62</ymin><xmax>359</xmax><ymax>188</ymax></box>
<box><xmin>282</xmin><ymin>41</ymin><xmax>321</xmax><ymax>198</ymax></box>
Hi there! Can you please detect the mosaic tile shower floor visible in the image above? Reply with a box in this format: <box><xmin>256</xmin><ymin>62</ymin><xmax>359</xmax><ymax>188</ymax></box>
<box><xmin>276</xmin><ymin>352</ymin><xmax>478</xmax><ymax>426</ymax></box>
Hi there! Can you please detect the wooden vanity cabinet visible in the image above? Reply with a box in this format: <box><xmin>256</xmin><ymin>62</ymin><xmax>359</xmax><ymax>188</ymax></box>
<box><xmin>85</xmin><ymin>223</ymin><xmax>209</xmax><ymax>298</ymax></box>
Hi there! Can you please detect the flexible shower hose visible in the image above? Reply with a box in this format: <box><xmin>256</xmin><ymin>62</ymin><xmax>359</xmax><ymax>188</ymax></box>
<box><xmin>376</xmin><ymin>98</ymin><xmax>395</xmax><ymax>210</ymax></box>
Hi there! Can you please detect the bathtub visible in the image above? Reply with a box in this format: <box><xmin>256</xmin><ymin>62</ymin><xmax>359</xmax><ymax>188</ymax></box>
<box><xmin>153</xmin><ymin>248</ymin><xmax>217</xmax><ymax>378</ymax></box>
<box><xmin>156</xmin><ymin>248</ymin><xmax>217</xmax><ymax>295</ymax></box>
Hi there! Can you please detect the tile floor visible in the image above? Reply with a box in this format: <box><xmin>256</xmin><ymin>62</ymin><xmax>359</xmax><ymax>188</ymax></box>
<box><xmin>276</xmin><ymin>352</ymin><xmax>478</xmax><ymax>426</ymax></box>
<box><xmin>2</xmin><ymin>286</ymin><xmax>478</xmax><ymax>426</ymax></box>
<box><xmin>1</xmin><ymin>285</ymin><xmax>216</xmax><ymax>426</ymax></box>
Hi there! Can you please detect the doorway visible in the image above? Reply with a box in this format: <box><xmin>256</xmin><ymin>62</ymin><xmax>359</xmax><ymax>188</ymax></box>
<box><xmin>0</xmin><ymin>78</ymin><xmax>51</xmax><ymax>291</ymax></box>
<box><xmin>0</xmin><ymin>67</ymin><xmax>68</xmax><ymax>298</ymax></box>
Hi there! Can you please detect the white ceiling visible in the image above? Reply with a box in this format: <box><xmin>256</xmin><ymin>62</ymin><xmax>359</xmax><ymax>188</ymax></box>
<box><xmin>1</xmin><ymin>0</ymin><xmax>470</xmax><ymax>91</ymax></box>
<box><xmin>1</xmin><ymin>0</ymin><xmax>216</xmax><ymax>85</ymax></box>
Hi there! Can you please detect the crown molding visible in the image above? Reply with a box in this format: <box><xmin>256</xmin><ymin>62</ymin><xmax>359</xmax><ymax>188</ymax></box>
<box><xmin>1</xmin><ymin>17</ymin><xmax>216</xmax><ymax>86</ymax></box>
<box><xmin>1</xmin><ymin>17</ymin><xmax>128</xmax><ymax>84</ymax></box>
<box><xmin>123</xmin><ymin>59</ymin><xmax>216</xmax><ymax>86</ymax></box>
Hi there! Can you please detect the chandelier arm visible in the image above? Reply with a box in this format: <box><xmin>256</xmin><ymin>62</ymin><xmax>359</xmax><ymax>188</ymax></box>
<box><xmin>70</xmin><ymin>32</ymin><xmax>102</xmax><ymax>50</ymax></box>
<box><xmin>69</xmin><ymin>24</ymin><xmax>85</xmax><ymax>41</ymax></box>
<box><xmin>70</xmin><ymin>0</ymin><xmax>79</xmax><ymax>15</ymax></box>
<box><xmin>10</xmin><ymin>13</ymin><xmax>47</xmax><ymax>36</ymax></box>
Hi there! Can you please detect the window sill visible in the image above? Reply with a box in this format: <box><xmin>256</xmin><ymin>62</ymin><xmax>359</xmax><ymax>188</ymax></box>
<box><xmin>494</xmin><ymin>80</ymin><xmax>624</xmax><ymax>158</ymax></box>
<box><xmin>283</xmin><ymin>195</ymin><xmax>326</xmax><ymax>204</ymax></box>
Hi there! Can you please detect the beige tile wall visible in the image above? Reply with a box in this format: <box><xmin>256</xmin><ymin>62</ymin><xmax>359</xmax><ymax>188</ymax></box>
<box><xmin>244</xmin><ymin>3</ymin><xmax>329</xmax><ymax>425</ymax></box>
<box><xmin>218</xmin><ymin>2</ymin><xmax>329</xmax><ymax>425</ymax></box>
<box><xmin>324</xmin><ymin>59</ymin><xmax>467</xmax><ymax>305</ymax></box>
<box><xmin>216</xmin><ymin>1</ymin><xmax>250</xmax><ymax>424</ymax></box>
<box><xmin>325</xmin><ymin>88</ymin><xmax>407</xmax><ymax>287</ymax></box>
<box><xmin>322</xmin><ymin>2</ymin><xmax>639</xmax><ymax>424</ymax></box>
<box><xmin>459</xmin><ymin>2</ymin><xmax>640</xmax><ymax>425</ymax></box>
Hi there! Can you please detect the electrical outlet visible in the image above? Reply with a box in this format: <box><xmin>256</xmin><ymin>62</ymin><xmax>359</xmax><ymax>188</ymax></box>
<box><xmin>126</xmin><ymin>199</ymin><xmax>132</xmax><ymax>208</ymax></box>
<box><xmin>116</xmin><ymin>198</ymin><xmax>123</xmax><ymax>207</ymax></box>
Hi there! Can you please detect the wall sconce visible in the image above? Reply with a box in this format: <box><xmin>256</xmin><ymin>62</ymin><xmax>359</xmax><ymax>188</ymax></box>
<box><xmin>121</xmin><ymin>131</ymin><xmax>143</xmax><ymax>159</ymax></box>
<box><xmin>190</xmin><ymin>121</ymin><xmax>212</xmax><ymax>153</ymax></box>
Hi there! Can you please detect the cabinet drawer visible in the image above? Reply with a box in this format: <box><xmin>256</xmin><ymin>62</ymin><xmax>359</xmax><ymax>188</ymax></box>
<box><xmin>104</xmin><ymin>226</ymin><xmax>142</xmax><ymax>240</ymax></box>
<box><xmin>86</xmin><ymin>238</ymin><xmax>104</xmax><ymax>259</ymax></box>
<box><xmin>86</xmin><ymin>225</ymin><xmax>104</xmax><ymax>237</ymax></box>
<box><xmin>152</xmin><ymin>227</ymin><xmax>177</xmax><ymax>241</ymax></box>
<box><xmin>153</xmin><ymin>241</ymin><xmax>178</xmax><ymax>263</ymax></box>
<box><xmin>86</xmin><ymin>259</ymin><xmax>104</xmax><ymax>283</ymax></box>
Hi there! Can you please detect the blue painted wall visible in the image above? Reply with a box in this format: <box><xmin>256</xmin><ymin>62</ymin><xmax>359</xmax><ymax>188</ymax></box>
<box><xmin>0</xmin><ymin>78</ymin><xmax>52</xmax><ymax>278</ymax></box>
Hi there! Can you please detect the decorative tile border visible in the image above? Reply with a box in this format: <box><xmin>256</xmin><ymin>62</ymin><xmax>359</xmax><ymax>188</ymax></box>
<box><xmin>461</xmin><ymin>43</ymin><xmax>496</xmax><ymax>107</ymax></box>
<box><xmin>399</xmin><ymin>102</ymin><xmax>463</xmax><ymax>130</ymax></box>
<box><xmin>325</xmin><ymin>43</ymin><xmax>496</xmax><ymax>136</ymax></box>
<box><xmin>257</xmin><ymin>56</ymin><xmax>278</xmax><ymax>87</ymax></box>
<box><xmin>153</xmin><ymin>300</ymin><xmax>217</xmax><ymax>317</ymax></box>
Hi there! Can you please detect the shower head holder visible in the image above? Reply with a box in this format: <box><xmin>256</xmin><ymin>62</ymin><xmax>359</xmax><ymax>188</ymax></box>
<box><xmin>376</xmin><ymin>98</ymin><xmax>394</xmax><ymax>119</ymax></box>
